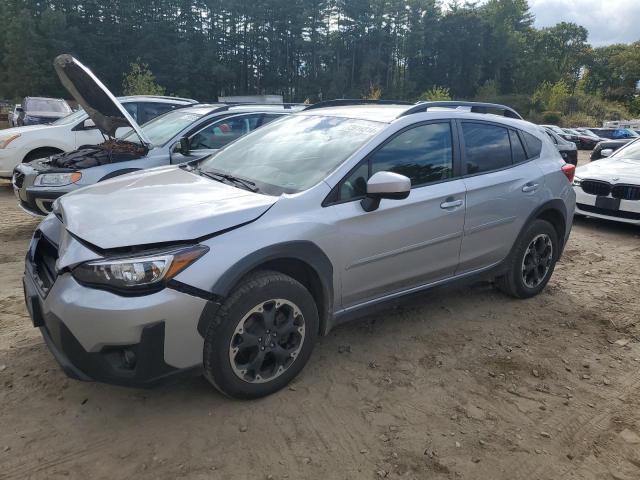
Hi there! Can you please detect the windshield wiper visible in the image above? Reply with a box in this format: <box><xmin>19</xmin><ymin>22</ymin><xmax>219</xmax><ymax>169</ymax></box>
<box><xmin>199</xmin><ymin>169</ymin><xmax>259</xmax><ymax>192</ymax></box>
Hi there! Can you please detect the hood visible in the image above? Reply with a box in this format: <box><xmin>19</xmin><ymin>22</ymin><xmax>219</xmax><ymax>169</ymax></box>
<box><xmin>57</xmin><ymin>167</ymin><xmax>278</xmax><ymax>249</ymax></box>
<box><xmin>577</xmin><ymin>157</ymin><xmax>640</xmax><ymax>184</ymax></box>
<box><xmin>53</xmin><ymin>54</ymin><xmax>150</xmax><ymax>145</ymax></box>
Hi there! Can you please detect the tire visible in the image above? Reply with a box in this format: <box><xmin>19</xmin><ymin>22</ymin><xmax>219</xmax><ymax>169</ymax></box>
<box><xmin>202</xmin><ymin>270</ymin><xmax>319</xmax><ymax>399</ymax></box>
<box><xmin>494</xmin><ymin>219</ymin><xmax>559</xmax><ymax>299</ymax></box>
<box><xmin>23</xmin><ymin>148</ymin><xmax>63</xmax><ymax>163</ymax></box>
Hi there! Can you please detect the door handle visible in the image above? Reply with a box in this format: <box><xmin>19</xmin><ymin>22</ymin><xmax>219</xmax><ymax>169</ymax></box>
<box><xmin>522</xmin><ymin>183</ymin><xmax>539</xmax><ymax>193</ymax></box>
<box><xmin>440</xmin><ymin>199</ymin><xmax>464</xmax><ymax>209</ymax></box>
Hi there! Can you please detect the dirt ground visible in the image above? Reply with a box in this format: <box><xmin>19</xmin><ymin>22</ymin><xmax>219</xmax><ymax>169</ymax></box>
<box><xmin>1</xmin><ymin>152</ymin><xmax>639</xmax><ymax>480</ymax></box>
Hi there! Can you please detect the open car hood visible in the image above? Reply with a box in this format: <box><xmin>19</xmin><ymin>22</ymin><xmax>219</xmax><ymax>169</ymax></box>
<box><xmin>56</xmin><ymin>167</ymin><xmax>278</xmax><ymax>250</ymax></box>
<box><xmin>53</xmin><ymin>54</ymin><xmax>150</xmax><ymax>145</ymax></box>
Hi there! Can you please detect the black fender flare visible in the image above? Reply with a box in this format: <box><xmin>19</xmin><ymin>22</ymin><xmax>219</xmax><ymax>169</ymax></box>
<box><xmin>198</xmin><ymin>241</ymin><xmax>334</xmax><ymax>336</ymax></box>
<box><xmin>508</xmin><ymin>199</ymin><xmax>570</xmax><ymax>265</ymax></box>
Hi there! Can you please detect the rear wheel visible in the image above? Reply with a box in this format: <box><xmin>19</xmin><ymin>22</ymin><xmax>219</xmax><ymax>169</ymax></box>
<box><xmin>494</xmin><ymin>219</ymin><xmax>558</xmax><ymax>298</ymax></box>
<box><xmin>202</xmin><ymin>270</ymin><xmax>318</xmax><ymax>399</ymax></box>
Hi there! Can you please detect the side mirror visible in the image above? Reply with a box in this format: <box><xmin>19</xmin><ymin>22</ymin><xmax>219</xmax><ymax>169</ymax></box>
<box><xmin>361</xmin><ymin>171</ymin><xmax>411</xmax><ymax>212</ymax></box>
<box><xmin>83</xmin><ymin>118</ymin><xmax>96</xmax><ymax>129</ymax></box>
<box><xmin>15</xmin><ymin>107</ymin><xmax>24</xmax><ymax>113</ymax></box>
<box><xmin>174</xmin><ymin>136</ymin><xmax>191</xmax><ymax>156</ymax></box>
<box><xmin>600</xmin><ymin>148</ymin><xmax>614</xmax><ymax>158</ymax></box>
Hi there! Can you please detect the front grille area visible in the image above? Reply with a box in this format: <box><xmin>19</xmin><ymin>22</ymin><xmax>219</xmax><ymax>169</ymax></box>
<box><xmin>581</xmin><ymin>180</ymin><xmax>640</xmax><ymax>201</ymax></box>
<box><xmin>581</xmin><ymin>180</ymin><xmax>611</xmax><ymax>196</ymax></box>
<box><xmin>32</xmin><ymin>234</ymin><xmax>59</xmax><ymax>293</ymax></box>
<box><xmin>13</xmin><ymin>171</ymin><xmax>24</xmax><ymax>188</ymax></box>
<box><xmin>611</xmin><ymin>184</ymin><xmax>640</xmax><ymax>201</ymax></box>
<box><xmin>577</xmin><ymin>203</ymin><xmax>640</xmax><ymax>220</ymax></box>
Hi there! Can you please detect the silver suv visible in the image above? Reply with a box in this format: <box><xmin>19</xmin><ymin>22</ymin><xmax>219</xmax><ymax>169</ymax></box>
<box><xmin>23</xmin><ymin>100</ymin><xmax>576</xmax><ymax>398</ymax></box>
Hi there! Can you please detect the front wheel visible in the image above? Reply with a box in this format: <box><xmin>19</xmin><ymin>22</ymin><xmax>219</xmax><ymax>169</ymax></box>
<box><xmin>202</xmin><ymin>270</ymin><xmax>318</xmax><ymax>399</ymax></box>
<box><xmin>494</xmin><ymin>219</ymin><xmax>559</xmax><ymax>298</ymax></box>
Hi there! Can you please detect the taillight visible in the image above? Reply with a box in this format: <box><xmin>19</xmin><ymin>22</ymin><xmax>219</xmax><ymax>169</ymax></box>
<box><xmin>561</xmin><ymin>163</ymin><xmax>575</xmax><ymax>183</ymax></box>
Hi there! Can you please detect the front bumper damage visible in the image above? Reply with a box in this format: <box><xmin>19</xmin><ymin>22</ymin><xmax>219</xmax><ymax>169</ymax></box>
<box><xmin>23</xmin><ymin>218</ymin><xmax>212</xmax><ymax>387</ymax></box>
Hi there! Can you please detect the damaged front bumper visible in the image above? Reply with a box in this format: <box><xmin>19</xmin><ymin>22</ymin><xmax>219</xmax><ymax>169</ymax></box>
<box><xmin>23</xmin><ymin>218</ymin><xmax>212</xmax><ymax>387</ymax></box>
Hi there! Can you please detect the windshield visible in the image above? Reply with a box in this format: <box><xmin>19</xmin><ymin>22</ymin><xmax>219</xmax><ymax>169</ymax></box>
<box><xmin>612</xmin><ymin>139</ymin><xmax>640</xmax><ymax>160</ymax></box>
<box><xmin>199</xmin><ymin>114</ymin><xmax>385</xmax><ymax>195</ymax></box>
<box><xmin>121</xmin><ymin>109</ymin><xmax>204</xmax><ymax>146</ymax></box>
<box><xmin>51</xmin><ymin>109</ymin><xmax>87</xmax><ymax>126</ymax></box>
<box><xmin>25</xmin><ymin>98</ymin><xmax>70</xmax><ymax>113</ymax></box>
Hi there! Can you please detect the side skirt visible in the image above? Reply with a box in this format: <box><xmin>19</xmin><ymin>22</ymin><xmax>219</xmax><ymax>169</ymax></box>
<box><xmin>328</xmin><ymin>260</ymin><xmax>506</xmax><ymax>331</ymax></box>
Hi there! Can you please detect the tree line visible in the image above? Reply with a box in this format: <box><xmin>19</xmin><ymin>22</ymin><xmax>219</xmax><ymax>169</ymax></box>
<box><xmin>0</xmin><ymin>0</ymin><xmax>638</xmax><ymax>125</ymax></box>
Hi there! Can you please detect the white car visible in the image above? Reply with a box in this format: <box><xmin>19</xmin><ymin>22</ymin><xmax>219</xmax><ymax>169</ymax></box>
<box><xmin>0</xmin><ymin>96</ymin><xmax>196</xmax><ymax>178</ymax></box>
<box><xmin>8</xmin><ymin>104</ymin><xmax>21</xmax><ymax>127</ymax></box>
<box><xmin>574</xmin><ymin>138</ymin><xmax>640</xmax><ymax>225</ymax></box>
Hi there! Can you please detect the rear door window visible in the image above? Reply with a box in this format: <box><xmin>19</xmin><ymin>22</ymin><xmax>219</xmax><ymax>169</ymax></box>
<box><xmin>139</xmin><ymin>102</ymin><xmax>178</xmax><ymax>124</ymax></box>
<box><xmin>190</xmin><ymin>113</ymin><xmax>263</xmax><ymax>150</ymax></box>
<box><xmin>461</xmin><ymin>122</ymin><xmax>512</xmax><ymax>174</ymax></box>
<box><xmin>520</xmin><ymin>131</ymin><xmax>543</xmax><ymax>158</ymax></box>
<box><xmin>123</xmin><ymin>102</ymin><xmax>138</xmax><ymax>122</ymax></box>
<box><xmin>510</xmin><ymin>130</ymin><xmax>527</xmax><ymax>164</ymax></box>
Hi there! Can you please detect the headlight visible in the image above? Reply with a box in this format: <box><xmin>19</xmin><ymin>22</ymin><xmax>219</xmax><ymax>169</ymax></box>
<box><xmin>34</xmin><ymin>172</ymin><xmax>82</xmax><ymax>186</ymax></box>
<box><xmin>72</xmin><ymin>245</ymin><xmax>209</xmax><ymax>292</ymax></box>
<box><xmin>572</xmin><ymin>176</ymin><xmax>582</xmax><ymax>187</ymax></box>
<box><xmin>0</xmin><ymin>133</ymin><xmax>20</xmax><ymax>149</ymax></box>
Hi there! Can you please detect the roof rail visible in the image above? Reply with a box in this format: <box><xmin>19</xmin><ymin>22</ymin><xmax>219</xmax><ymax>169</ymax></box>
<box><xmin>398</xmin><ymin>101</ymin><xmax>523</xmax><ymax>120</ymax></box>
<box><xmin>205</xmin><ymin>102</ymin><xmax>305</xmax><ymax>114</ymax></box>
<box><xmin>304</xmin><ymin>99</ymin><xmax>414</xmax><ymax>110</ymax></box>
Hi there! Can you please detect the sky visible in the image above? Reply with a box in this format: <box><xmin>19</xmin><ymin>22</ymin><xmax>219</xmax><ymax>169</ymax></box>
<box><xmin>528</xmin><ymin>0</ymin><xmax>640</xmax><ymax>46</ymax></box>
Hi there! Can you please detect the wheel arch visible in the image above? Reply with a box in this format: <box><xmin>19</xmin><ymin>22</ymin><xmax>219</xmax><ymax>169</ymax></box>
<box><xmin>520</xmin><ymin>199</ymin><xmax>569</xmax><ymax>257</ymax></box>
<box><xmin>207</xmin><ymin>241</ymin><xmax>334</xmax><ymax>336</ymax></box>
<box><xmin>23</xmin><ymin>146</ymin><xmax>65</xmax><ymax>163</ymax></box>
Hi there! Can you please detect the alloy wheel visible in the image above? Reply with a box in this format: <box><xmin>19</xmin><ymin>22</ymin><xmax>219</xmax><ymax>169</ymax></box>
<box><xmin>521</xmin><ymin>233</ymin><xmax>553</xmax><ymax>289</ymax></box>
<box><xmin>229</xmin><ymin>299</ymin><xmax>305</xmax><ymax>383</ymax></box>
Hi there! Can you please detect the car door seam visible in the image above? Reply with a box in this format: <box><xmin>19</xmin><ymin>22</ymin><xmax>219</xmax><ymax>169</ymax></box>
<box><xmin>464</xmin><ymin>216</ymin><xmax>518</xmax><ymax>236</ymax></box>
<box><xmin>345</xmin><ymin>231</ymin><xmax>463</xmax><ymax>271</ymax></box>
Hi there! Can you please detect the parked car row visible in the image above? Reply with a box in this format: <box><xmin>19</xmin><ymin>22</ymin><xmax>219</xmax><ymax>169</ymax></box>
<box><xmin>539</xmin><ymin>126</ymin><xmax>578</xmax><ymax>165</ymax></box>
<box><xmin>540</xmin><ymin>123</ymin><xmax>640</xmax><ymax>162</ymax></box>
<box><xmin>14</xmin><ymin>54</ymin><xmax>579</xmax><ymax>399</ymax></box>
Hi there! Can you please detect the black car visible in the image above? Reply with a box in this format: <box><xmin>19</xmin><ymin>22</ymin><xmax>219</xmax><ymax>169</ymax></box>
<box><xmin>541</xmin><ymin>127</ymin><xmax>578</xmax><ymax>165</ymax></box>
<box><xmin>541</xmin><ymin>124</ymin><xmax>579</xmax><ymax>146</ymax></box>
<box><xmin>15</xmin><ymin>97</ymin><xmax>73</xmax><ymax>126</ymax></box>
<box><xmin>565</xmin><ymin>128</ymin><xmax>601</xmax><ymax>150</ymax></box>
<box><xmin>589</xmin><ymin>128</ymin><xmax>640</xmax><ymax>160</ymax></box>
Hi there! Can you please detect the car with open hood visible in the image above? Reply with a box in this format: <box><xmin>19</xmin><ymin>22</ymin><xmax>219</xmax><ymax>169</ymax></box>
<box><xmin>22</xmin><ymin>99</ymin><xmax>576</xmax><ymax>399</ymax></box>
<box><xmin>0</xmin><ymin>95</ymin><xmax>197</xmax><ymax>178</ymax></box>
<box><xmin>12</xmin><ymin>54</ymin><xmax>301</xmax><ymax>216</ymax></box>
<box><xmin>574</xmin><ymin>138</ymin><xmax>640</xmax><ymax>224</ymax></box>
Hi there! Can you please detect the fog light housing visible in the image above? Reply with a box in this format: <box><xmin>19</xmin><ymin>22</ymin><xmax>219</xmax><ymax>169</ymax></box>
<box><xmin>121</xmin><ymin>349</ymin><xmax>137</xmax><ymax>370</ymax></box>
